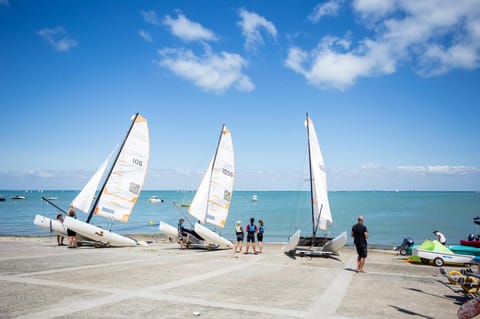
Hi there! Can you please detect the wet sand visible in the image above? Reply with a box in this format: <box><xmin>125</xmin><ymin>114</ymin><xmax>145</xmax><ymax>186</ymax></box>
<box><xmin>0</xmin><ymin>236</ymin><xmax>471</xmax><ymax>318</ymax></box>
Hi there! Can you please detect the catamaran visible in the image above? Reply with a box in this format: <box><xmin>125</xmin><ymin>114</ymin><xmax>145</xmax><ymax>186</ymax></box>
<box><xmin>159</xmin><ymin>124</ymin><xmax>234</xmax><ymax>249</ymax></box>
<box><xmin>282</xmin><ymin>113</ymin><xmax>347</xmax><ymax>257</ymax></box>
<box><xmin>34</xmin><ymin>113</ymin><xmax>150</xmax><ymax>247</ymax></box>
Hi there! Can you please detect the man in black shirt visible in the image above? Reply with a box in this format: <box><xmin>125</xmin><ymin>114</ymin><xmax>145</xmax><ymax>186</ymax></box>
<box><xmin>351</xmin><ymin>215</ymin><xmax>368</xmax><ymax>273</ymax></box>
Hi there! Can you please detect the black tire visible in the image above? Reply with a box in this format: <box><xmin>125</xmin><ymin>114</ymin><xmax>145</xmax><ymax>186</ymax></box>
<box><xmin>433</xmin><ymin>257</ymin><xmax>444</xmax><ymax>267</ymax></box>
<box><xmin>400</xmin><ymin>249</ymin><xmax>407</xmax><ymax>256</ymax></box>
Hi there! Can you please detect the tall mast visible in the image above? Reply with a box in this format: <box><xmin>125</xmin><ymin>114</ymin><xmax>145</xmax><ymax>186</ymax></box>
<box><xmin>85</xmin><ymin>113</ymin><xmax>140</xmax><ymax>223</ymax></box>
<box><xmin>306</xmin><ymin>113</ymin><xmax>316</xmax><ymax>237</ymax></box>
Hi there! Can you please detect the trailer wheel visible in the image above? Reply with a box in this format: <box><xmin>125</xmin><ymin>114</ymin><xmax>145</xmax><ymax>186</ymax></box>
<box><xmin>462</xmin><ymin>276</ymin><xmax>479</xmax><ymax>294</ymax></box>
<box><xmin>433</xmin><ymin>257</ymin><xmax>444</xmax><ymax>267</ymax></box>
<box><xmin>448</xmin><ymin>270</ymin><xmax>464</xmax><ymax>285</ymax></box>
<box><xmin>400</xmin><ymin>249</ymin><xmax>407</xmax><ymax>256</ymax></box>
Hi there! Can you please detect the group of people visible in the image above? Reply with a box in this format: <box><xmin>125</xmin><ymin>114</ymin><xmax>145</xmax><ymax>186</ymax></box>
<box><xmin>177</xmin><ymin>217</ymin><xmax>265</xmax><ymax>254</ymax></box>
<box><xmin>234</xmin><ymin>217</ymin><xmax>264</xmax><ymax>254</ymax></box>
<box><xmin>55</xmin><ymin>205</ymin><xmax>78</xmax><ymax>248</ymax></box>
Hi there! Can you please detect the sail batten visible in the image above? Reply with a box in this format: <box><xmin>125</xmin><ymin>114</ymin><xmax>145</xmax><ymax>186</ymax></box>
<box><xmin>188</xmin><ymin>125</ymin><xmax>234</xmax><ymax>228</ymax></box>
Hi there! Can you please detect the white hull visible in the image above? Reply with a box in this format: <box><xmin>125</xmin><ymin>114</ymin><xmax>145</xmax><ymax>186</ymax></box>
<box><xmin>159</xmin><ymin>221</ymin><xmax>178</xmax><ymax>241</ymax></box>
<box><xmin>63</xmin><ymin>217</ymin><xmax>141</xmax><ymax>247</ymax></box>
<box><xmin>34</xmin><ymin>214</ymin><xmax>67</xmax><ymax>236</ymax></box>
<box><xmin>194</xmin><ymin>223</ymin><xmax>233</xmax><ymax>249</ymax></box>
<box><xmin>282</xmin><ymin>229</ymin><xmax>301</xmax><ymax>252</ymax></box>
<box><xmin>321</xmin><ymin>231</ymin><xmax>347</xmax><ymax>253</ymax></box>
<box><xmin>413</xmin><ymin>248</ymin><xmax>474</xmax><ymax>265</ymax></box>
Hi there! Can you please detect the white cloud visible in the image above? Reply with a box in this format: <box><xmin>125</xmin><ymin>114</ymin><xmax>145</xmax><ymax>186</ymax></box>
<box><xmin>238</xmin><ymin>8</ymin><xmax>277</xmax><ymax>51</ymax></box>
<box><xmin>397</xmin><ymin>165</ymin><xmax>480</xmax><ymax>175</ymax></box>
<box><xmin>138</xmin><ymin>29</ymin><xmax>153</xmax><ymax>43</ymax></box>
<box><xmin>163</xmin><ymin>13</ymin><xmax>217</xmax><ymax>42</ymax></box>
<box><xmin>309</xmin><ymin>0</ymin><xmax>344</xmax><ymax>23</ymax></box>
<box><xmin>154</xmin><ymin>47</ymin><xmax>254</xmax><ymax>94</ymax></box>
<box><xmin>37</xmin><ymin>27</ymin><xmax>77</xmax><ymax>52</ymax></box>
<box><xmin>141</xmin><ymin>10</ymin><xmax>161</xmax><ymax>26</ymax></box>
<box><xmin>353</xmin><ymin>0</ymin><xmax>396</xmax><ymax>19</ymax></box>
<box><xmin>286</xmin><ymin>0</ymin><xmax>480</xmax><ymax>90</ymax></box>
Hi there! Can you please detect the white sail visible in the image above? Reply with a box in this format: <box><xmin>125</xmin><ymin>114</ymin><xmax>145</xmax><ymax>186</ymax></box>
<box><xmin>188</xmin><ymin>125</ymin><xmax>234</xmax><ymax>228</ymax></box>
<box><xmin>306</xmin><ymin>116</ymin><xmax>332</xmax><ymax>231</ymax></box>
<box><xmin>188</xmin><ymin>157</ymin><xmax>214</xmax><ymax>223</ymax></box>
<box><xmin>71</xmin><ymin>151</ymin><xmax>113</xmax><ymax>213</ymax></box>
<box><xmin>93</xmin><ymin>114</ymin><xmax>150</xmax><ymax>222</ymax></box>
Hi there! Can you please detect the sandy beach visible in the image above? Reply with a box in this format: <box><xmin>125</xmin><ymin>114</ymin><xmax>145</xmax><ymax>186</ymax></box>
<box><xmin>0</xmin><ymin>236</ymin><xmax>470</xmax><ymax>319</ymax></box>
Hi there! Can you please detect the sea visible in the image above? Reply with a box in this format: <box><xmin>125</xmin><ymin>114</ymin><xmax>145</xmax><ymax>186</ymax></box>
<box><xmin>1</xmin><ymin>190</ymin><xmax>479</xmax><ymax>248</ymax></box>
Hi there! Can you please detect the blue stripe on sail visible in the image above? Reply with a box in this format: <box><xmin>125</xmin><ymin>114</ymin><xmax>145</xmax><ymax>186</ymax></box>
<box><xmin>101</xmin><ymin>206</ymin><xmax>115</xmax><ymax>214</ymax></box>
<box><xmin>206</xmin><ymin>214</ymin><xmax>215</xmax><ymax>221</ymax></box>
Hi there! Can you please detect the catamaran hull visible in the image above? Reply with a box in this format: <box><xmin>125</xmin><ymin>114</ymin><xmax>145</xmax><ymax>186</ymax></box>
<box><xmin>283</xmin><ymin>230</ymin><xmax>347</xmax><ymax>257</ymax></box>
<box><xmin>322</xmin><ymin>231</ymin><xmax>347</xmax><ymax>253</ymax></box>
<box><xmin>34</xmin><ymin>214</ymin><xmax>67</xmax><ymax>236</ymax></box>
<box><xmin>194</xmin><ymin>223</ymin><xmax>233</xmax><ymax>249</ymax></box>
<box><xmin>159</xmin><ymin>221</ymin><xmax>206</xmax><ymax>247</ymax></box>
<box><xmin>282</xmin><ymin>229</ymin><xmax>301</xmax><ymax>253</ymax></box>
<box><xmin>159</xmin><ymin>221</ymin><xmax>179</xmax><ymax>241</ymax></box>
<box><xmin>63</xmin><ymin>217</ymin><xmax>140</xmax><ymax>247</ymax></box>
<box><xmin>413</xmin><ymin>248</ymin><xmax>474</xmax><ymax>267</ymax></box>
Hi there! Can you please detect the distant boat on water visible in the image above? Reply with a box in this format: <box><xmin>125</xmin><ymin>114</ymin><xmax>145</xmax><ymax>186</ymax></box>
<box><xmin>11</xmin><ymin>195</ymin><xmax>27</xmax><ymax>200</ymax></box>
<box><xmin>0</xmin><ymin>195</ymin><xmax>5</xmax><ymax>202</ymax></box>
<box><xmin>251</xmin><ymin>194</ymin><xmax>258</xmax><ymax>202</ymax></box>
<box><xmin>44</xmin><ymin>196</ymin><xmax>58</xmax><ymax>200</ymax></box>
<box><xmin>148</xmin><ymin>196</ymin><xmax>164</xmax><ymax>203</ymax></box>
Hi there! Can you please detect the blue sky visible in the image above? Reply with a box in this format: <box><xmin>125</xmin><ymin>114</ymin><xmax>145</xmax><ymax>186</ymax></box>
<box><xmin>1</xmin><ymin>0</ymin><xmax>480</xmax><ymax>191</ymax></box>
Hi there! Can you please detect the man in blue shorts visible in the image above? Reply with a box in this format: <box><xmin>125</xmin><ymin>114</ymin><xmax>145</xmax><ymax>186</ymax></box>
<box><xmin>351</xmin><ymin>215</ymin><xmax>368</xmax><ymax>273</ymax></box>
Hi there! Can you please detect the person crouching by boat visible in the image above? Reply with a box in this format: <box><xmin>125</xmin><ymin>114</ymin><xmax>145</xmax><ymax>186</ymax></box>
<box><xmin>352</xmin><ymin>215</ymin><xmax>368</xmax><ymax>273</ymax></box>
<box><xmin>433</xmin><ymin>230</ymin><xmax>446</xmax><ymax>245</ymax></box>
<box><xmin>234</xmin><ymin>220</ymin><xmax>244</xmax><ymax>253</ymax></box>
<box><xmin>244</xmin><ymin>217</ymin><xmax>258</xmax><ymax>255</ymax></box>
<box><xmin>56</xmin><ymin>213</ymin><xmax>65</xmax><ymax>246</ymax></box>
<box><xmin>66</xmin><ymin>205</ymin><xmax>78</xmax><ymax>248</ymax></box>
<box><xmin>177</xmin><ymin>218</ymin><xmax>190</xmax><ymax>250</ymax></box>
<box><xmin>257</xmin><ymin>219</ymin><xmax>265</xmax><ymax>253</ymax></box>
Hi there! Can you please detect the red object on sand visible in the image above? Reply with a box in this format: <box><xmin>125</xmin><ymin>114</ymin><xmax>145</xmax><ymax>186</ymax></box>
<box><xmin>458</xmin><ymin>295</ymin><xmax>480</xmax><ymax>319</ymax></box>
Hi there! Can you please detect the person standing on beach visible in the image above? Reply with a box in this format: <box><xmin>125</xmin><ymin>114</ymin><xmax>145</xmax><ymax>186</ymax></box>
<box><xmin>257</xmin><ymin>219</ymin><xmax>265</xmax><ymax>253</ymax></box>
<box><xmin>351</xmin><ymin>215</ymin><xmax>368</xmax><ymax>273</ymax></box>
<box><xmin>66</xmin><ymin>205</ymin><xmax>77</xmax><ymax>248</ymax></box>
<box><xmin>177</xmin><ymin>218</ymin><xmax>189</xmax><ymax>250</ymax></box>
<box><xmin>244</xmin><ymin>217</ymin><xmax>258</xmax><ymax>254</ymax></box>
<box><xmin>56</xmin><ymin>213</ymin><xmax>65</xmax><ymax>246</ymax></box>
<box><xmin>234</xmin><ymin>220</ymin><xmax>244</xmax><ymax>253</ymax></box>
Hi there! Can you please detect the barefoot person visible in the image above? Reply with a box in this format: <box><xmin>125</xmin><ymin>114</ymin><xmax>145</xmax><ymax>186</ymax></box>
<box><xmin>244</xmin><ymin>217</ymin><xmax>258</xmax><ymax>255</ymax></box>
<box><xmin>56</xmin><ymin>213</ymin><xmax>65</xmax><ymax>246</ymax></box>
<box><xmin>257</xmin><ymin>219</ymin><xmax>265</xmax><ymax>253</ymax></box>
<box><xmin>177</xmin><ymin>218</ymin><xmax>190</xmax><ymax>250</ymax></box>
<box><xmin>66</xmin><ymin>205</ymin><xmax>78</xmax><ymax>248</ymax></box>
<box><xmin>234</xmin><ymin>220</ymin><xmax>244</xmax><ymax>253</ymax></box>
<box><xmin>351</xmin><ymin>215</ymin><xmax>368</xmax><ymax>273</ymax></box>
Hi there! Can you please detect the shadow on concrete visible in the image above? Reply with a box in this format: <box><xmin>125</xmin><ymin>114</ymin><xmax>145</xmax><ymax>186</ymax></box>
<box><xmin>389</xmin><ymin>305</ymin><xmax>434</xmax><ymax>319</ymax></box>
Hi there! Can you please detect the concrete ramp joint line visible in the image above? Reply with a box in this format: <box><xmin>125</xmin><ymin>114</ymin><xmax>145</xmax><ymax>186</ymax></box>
<box><xmin>304</xmin><ymin>255</ymin><xmax>356</xmax><ymax>319</ymax></box>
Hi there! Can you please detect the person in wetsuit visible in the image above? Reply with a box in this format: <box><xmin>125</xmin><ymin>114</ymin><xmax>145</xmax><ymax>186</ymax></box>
<box><xmin>244</xmin><ymin>217</ymin><xmax>258</xmax><ymax>255</ymax></box>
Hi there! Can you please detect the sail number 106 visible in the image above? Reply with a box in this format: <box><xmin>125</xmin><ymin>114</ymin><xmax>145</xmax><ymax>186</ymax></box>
<box><xmin>132</xmin><ymin>158</ymin><xmax>143</xmax><ymax>167</ymax></box>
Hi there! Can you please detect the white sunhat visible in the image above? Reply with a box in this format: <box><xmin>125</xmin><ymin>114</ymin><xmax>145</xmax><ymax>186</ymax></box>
<box><xmin>236</xmin><ymin>220</ymin><xmax>242</xmax><ymax>224</ymax></box>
